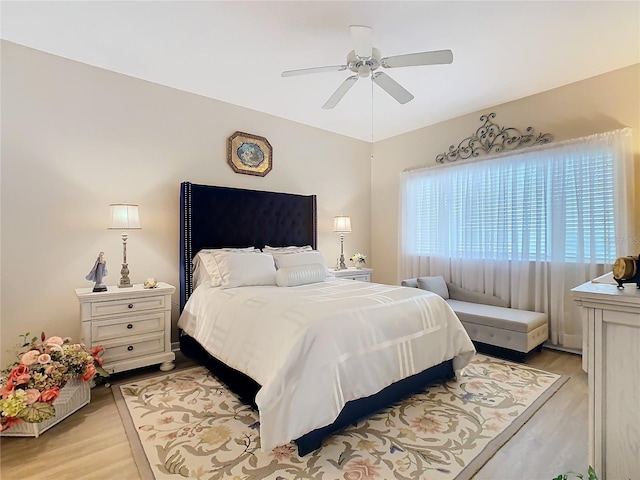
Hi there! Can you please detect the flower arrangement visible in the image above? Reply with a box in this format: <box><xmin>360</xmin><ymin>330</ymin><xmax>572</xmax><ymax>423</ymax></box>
<box><xmin>0</xmin><ymin>332</ymin><xmax>108</xmax><ymax>432</ymax></box>
<box><xmin>350</xmin><ymin>253</ymin><xmax>367</xmax><ymax>266</ymax></box>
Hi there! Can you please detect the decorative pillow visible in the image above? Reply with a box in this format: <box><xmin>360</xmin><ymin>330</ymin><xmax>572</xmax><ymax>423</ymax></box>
<box><xmin>416</xmin><ymin>276</ymin><xmax>450</xmax><ymax>299</ymax></box>
<box><xmin>272</xmin><ymin>250</ymin><xmax>327</xmax><ymax>271</ymax></box>
<box><xmin>446</xmin><ymin>283</ymin><xmax>509</xmax><ymax>308</ymax></box>
<box><xmin>211</xmin><ymin>251</ymin><xmax>276</xmax><ymax>288</ymax></box>
<box><xmin>276</xmin><ymin>264</ymin><xmax>327</xmax><ymax>287</ymax></box>
<box><xmin>262</xmin><ymin>245</ymin><xmax>313</xmax><ymax>254</ymax></box>
<box><xmin>192</xmin><ymin>247</ymin><xmax>257</xmax><ymax>288</ymax></box>
<box><xmin>401</xmin><ymin>279</ymin><xmax>418</xmax><ymax>288</ymax></box>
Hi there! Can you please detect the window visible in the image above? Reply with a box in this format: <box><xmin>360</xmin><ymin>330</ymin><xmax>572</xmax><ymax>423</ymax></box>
<box><xmin>404</xmin><ymin>143</ymin><xmax>616</xmax><ymax>264</ymax></box>
<box><xmin>400</xmin><ymin>128</ymin><xmax>633</xmax><ymax>349</ymax></box>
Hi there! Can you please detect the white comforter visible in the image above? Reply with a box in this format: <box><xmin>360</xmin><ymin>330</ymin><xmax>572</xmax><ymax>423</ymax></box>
<box><xmin>178</xmin><ymin>279</ymin><xmax>475</xmax><ymax>452</ymax></box>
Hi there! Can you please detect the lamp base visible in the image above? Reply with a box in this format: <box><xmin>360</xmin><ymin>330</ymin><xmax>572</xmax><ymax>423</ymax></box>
<box><xmin>118</xmin><ymin>263</ymin><xmax>133</xmax><ymax>288</ymax></box>
<box><xmin>338</xmin><ymin>233</ymin><xmax>347</xmax><ymax>269</ymax></box>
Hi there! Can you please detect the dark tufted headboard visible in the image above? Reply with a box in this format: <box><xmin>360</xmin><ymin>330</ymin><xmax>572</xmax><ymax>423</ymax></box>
<box><xmin>179</xmin><ymin>182</ymin><xmax>318</xmax><ymax>309</ymax></box>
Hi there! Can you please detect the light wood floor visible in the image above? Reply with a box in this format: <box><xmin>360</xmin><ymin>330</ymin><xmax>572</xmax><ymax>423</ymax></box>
<box><xmin>0</xmin><ymin>349</ymin><xmax>587</xmax><ymax>480</ymax></box>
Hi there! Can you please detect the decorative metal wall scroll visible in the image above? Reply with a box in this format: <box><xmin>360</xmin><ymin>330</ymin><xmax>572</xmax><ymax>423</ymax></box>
<box><xmin>435</xmin><ymin>113</ymin><xmax>554</xmax><ymax>164</ymax></box>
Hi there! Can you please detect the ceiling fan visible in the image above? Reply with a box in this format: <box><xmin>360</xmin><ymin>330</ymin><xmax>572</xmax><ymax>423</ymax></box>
<box><xmin>281</xmin><ymin>25</ymin><xmax>453</xmax><ymax>109</ymax></box>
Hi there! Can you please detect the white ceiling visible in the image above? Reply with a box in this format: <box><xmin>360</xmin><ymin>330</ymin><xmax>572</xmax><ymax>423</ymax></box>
<box><xmin>2</xmin><ymin>1</ymin><xmax>639</xmax><ymax>142</ymax></box>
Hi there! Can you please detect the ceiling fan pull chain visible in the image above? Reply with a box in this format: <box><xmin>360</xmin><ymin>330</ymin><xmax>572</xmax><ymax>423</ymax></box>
<box><xmin>371</xmin><ymin>78</ymin><xmax>375</xmax><ymax>161</ymax></box>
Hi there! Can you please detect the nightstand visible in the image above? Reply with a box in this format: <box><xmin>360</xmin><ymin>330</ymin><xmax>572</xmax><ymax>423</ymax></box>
<box><xmin>329</xmin><ymin>267</ymin><xmax>372</xmax><ymax>282</ymax></box>
<box><xmin>75</xmin><ymin>282</ymin><xmax>175</xmax><ymax>374</ymax></box>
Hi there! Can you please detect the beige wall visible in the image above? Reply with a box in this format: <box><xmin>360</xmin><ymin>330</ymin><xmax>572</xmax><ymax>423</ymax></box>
<box><xmin>371</xmin><ymin>64</ymin><xmax>640</xmax><ymax>285</ymax></box>
<box><xmin>0</xmin><ymin>41</ymin><xmax>371</xmax><ymax>364</ymax></box>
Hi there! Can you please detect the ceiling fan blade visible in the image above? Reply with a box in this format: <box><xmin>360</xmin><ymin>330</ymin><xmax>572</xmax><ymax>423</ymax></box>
<box><xmin>282</xmin><ymin>65</ymin><xmax>348</xmax><ymax>77</ymax></box>
<box><xmin>322</xmin><ymin>75</ymin><xmax>358</xmax><ymax>109</ymax></box>
<box><xmin>371</xmin><ymin>72</ymin><xmax>414</xmax><ymax>104</ymax></box>
<box><xmin>349</xmin><ymin>25</ymin><xmax>373</xmax><ymax>59</ymax></box>
<box><xmin>381</xmin><ymin>49</ymin><xmax>453</xmax><ymax>68</ymax></box>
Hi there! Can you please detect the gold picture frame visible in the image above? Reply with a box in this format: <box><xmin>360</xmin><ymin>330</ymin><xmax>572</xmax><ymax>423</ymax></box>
<box><xmin>227</xmin><ymin>131</ymin><xmax>273</xmax><ymax>177</ymax></box>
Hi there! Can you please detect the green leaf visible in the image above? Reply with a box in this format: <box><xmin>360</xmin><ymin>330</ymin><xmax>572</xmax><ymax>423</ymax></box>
<box><xmin>587</xmin><ymin>466</ymin><xmax>599</xmax><ymax>480</ymax></box>
<box><xmin>17</xmin><ymin>402</ymin><xmax>56</xmax><ymax>423</ymax></box>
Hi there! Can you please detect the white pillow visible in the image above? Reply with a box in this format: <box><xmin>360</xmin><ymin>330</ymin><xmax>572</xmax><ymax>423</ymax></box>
<box><xmin>276</xmin><ymin>264</ymin><xmax>327</xmax><ymax>287</ymax></box>
<box><xmin>212</xmin><ymin>251</ymin><xmax>276</xmax><ymax>288</ymax></box>
<box><xmin>272</xmin><ymin>250</ymin><xmax>327</xmax><ymax>270</ymax></box>
<box><xmin>192</xmin><ymin>247</ymin><xmax>257</xmax><ymax>288</ymax></box>
<box><xmin>417</xmin><ymin>276</ymin><xmax>450</xmax><ymax>299</ymax></box>
<box><xmin>262</xmin><ymin>245</ymin><xmax>313</xmax><ymax>254</ymax></box>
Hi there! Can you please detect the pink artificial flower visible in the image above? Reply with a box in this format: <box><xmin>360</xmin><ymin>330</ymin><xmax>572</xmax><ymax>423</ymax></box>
<box><xmin>39</xmin><ymin>387</ymin><xmax>60</xmax><ymax>403</ymax></box>
<box><xmin>81</xmin><ymin>364</ymin><xmax>96</xmax><ymax>382</ymax></box>
<box><xmin>8</xmin><ymin>365</ymin><xmax>30</xmax><ymax>384</ymax></box>
<box><xmin>20</xmin><ymin>350</ymin><xmax>40</xmax><ymax>366</ymax></box>
<box><xmin>1</xmin><ymin>416</ymin><xmax>24</xmax><ymax>432</ymax></box>
<box><xmin>45</xmin><ymin>365</ymin><xmax>56</xmax><ymax>375</ymax></box>
<box><xmin>13</xmin><ymin>373</ymin><xmax>31</xmax><ymax>385</ymax></box>
<box><xmin>45</xmin><ymin>336</ymin><xmax>64</xmax><ymax>346</ymax></box>
<box><xmin>72</xmin><ymin>344</ymin><xmax>82</xmax><ymax>351</ymax></box>
<box><xmin>91</xmin><ymin>346</ymin><xmax>105</xmax><ymax>356</ymax></box>
<box><xmin>25</xmin><ymin>389</ymin><xmax>41</xmax><ymax>405</ymax></box>
<box><xmin>37</xmin><ymin>353</ymin><xmax>51</xmax><ymax>364</ymax></box>
<box><xmin>0</xmin><ymin>380</ymin><xmax>15</xmax><ymax>398</ymax></box>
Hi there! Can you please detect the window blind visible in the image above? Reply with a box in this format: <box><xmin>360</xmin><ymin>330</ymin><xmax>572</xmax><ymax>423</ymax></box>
<box><xmin>407</xmin><ymin>147</ymin><xmax>616</xmax><ymax>264</ymax></box>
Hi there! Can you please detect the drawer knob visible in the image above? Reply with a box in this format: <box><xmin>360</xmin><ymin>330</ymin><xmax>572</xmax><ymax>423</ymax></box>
<box><xmin>128</xmin><ymin>304</ymin><xmax>134</xmax><ymax>309</ymax></box>
<box><xmin>127</xmin><ymin>346</ymin><xmax>134</xmax><ymax>351</ymax></box>
<box><xmin>127</xmin><ymin>323</ymin><xmax>133</xmax><ymax>330</ymax></box>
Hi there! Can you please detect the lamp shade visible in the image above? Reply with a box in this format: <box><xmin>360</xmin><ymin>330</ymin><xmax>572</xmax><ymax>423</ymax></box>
<box><xmin>108</xmin><ymin>204</ymin><xmax>141</xmax><ymax>230</ymax></box>
<box><xmin>333</xmin><ymin>215</ymin><xmax>352</xmax><ymax>233</ymax></box>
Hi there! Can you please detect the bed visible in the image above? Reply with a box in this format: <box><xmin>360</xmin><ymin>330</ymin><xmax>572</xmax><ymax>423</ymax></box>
<box><xmin>178</xmin><ymin>181</ymin><xmax>475</xmax><ymax>455</ymax></box>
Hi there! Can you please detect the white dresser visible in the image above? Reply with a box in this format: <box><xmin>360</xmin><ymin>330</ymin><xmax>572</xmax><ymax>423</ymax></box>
<box><xmin>571</xmin><ymin>278</ymin><xmax>640</xmax><ymax>480</ymax></box>
<box><xmin>329</xmin><ymin>267</ymin><xmax>372</xmax><ymax>282</ymax></box>
<box><xmin>75</xmin><ymin>282</ymin><xmax>175</xmax><ymax>374</ymax></box>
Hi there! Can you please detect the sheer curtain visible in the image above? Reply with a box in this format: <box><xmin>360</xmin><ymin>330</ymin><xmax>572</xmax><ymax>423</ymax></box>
<box><xmin>399</xmin><ymin>128</ymin><xmax>634</xmax><ymax>349</ymax></box>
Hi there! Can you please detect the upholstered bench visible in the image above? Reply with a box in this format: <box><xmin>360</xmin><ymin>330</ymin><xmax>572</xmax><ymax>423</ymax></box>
<box><xmin>402</xmin><ymin>276</ymin><xmax>548</xmax><ymax>361</ymax></box>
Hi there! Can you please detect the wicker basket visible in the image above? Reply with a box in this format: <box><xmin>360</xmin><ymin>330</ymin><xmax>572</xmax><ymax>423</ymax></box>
<box><xmin>0</xmin><ymin>378</ymin><xmax>91</xmax><ymax>437</ymax></box>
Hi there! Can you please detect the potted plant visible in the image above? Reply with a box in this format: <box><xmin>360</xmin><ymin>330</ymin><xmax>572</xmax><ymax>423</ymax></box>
<box><xmin>553</xmin><ymin>466</ymin><xmax>599</xmax><ymax>480</ymax></box>
<box><xmin>0</xmin><ymin>332</ymin><xmax>108</xmax><ymax>434</ymax></box>
<box><xmin>350</xmin><ymin>253</ymin><xmax>367</xmax><ymax>269</ymax></box>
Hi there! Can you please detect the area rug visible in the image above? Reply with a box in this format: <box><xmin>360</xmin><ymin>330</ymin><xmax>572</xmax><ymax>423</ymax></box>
<box><xmin>113</xmin><ymin>354</ymin><xmax>566</xmax><ymax>480</ymax></box>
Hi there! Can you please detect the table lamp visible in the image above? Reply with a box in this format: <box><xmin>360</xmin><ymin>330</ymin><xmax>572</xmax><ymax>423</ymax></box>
<box><xmin>108</xmin><ymin>203</ymin><xmax>141</xmax><ymax>288</ymax></box>
<box><xmin>333</xmin><ymin>215</ymin><xmax>352</xmax><ymax>270</ymax></box>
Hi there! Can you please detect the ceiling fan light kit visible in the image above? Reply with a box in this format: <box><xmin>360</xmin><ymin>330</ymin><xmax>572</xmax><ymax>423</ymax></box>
<box><xmin>282</xmin><ymin>25</ymin><xmax>453</xmax><ymax>109</ymax></box>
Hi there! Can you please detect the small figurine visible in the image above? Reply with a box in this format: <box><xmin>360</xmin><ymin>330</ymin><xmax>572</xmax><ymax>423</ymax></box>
<box><xmin>86</xmin><ymin>252</ymin><xmax>108</xmax><ymax>292</ymax></box>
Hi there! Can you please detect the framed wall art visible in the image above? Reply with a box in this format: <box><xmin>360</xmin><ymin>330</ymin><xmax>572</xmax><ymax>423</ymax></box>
<box><xmin>227</xmin><ymin>131</ymin><xmax>273</xmax><ymax>177</ymax></box>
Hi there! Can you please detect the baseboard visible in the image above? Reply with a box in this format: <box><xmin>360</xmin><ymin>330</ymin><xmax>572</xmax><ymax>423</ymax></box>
<box><xmin>542</xmin><ymin>343</ymin><xmax>582</xmax><ymax>356</ymax></box>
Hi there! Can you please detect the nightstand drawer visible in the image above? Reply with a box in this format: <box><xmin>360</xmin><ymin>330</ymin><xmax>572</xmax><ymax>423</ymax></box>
<box><xmin>349</xmin><ymin>274</ymin><xmax>371</xmax><ymax>282</ymax></box>
<box><xmin>91</xmin><ymin>312</ymin><xmax>165</xmax><ymax>342</ymax></box>
<box><xmin>328</xmin><ymin>267</ymin><xmax>372</xmax><ymax>282</ymax></box>
<box><xmin>100</xmin><ymin>332</ymin><xmax>165</xmax><ymax>364</ymax></box>
<box><xmin>90</xmin><ymin>295</ymin><xmax>165</xmax><ymax>318</ymax></box>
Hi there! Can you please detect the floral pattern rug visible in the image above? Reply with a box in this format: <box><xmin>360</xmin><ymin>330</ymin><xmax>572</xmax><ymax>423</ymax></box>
<box><xmin>113</xmin><ymin>355</ymin><xmax>566</xmax><ymax>480</ymax></box>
